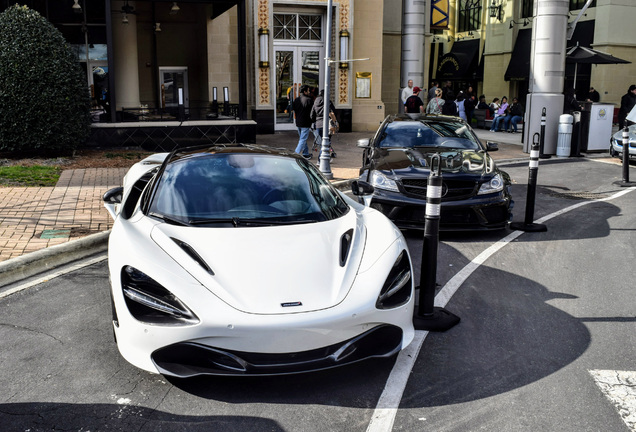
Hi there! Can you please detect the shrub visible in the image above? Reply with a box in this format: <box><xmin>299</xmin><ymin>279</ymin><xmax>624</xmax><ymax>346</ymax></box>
<box><xmin>0</xmin><ymin>5</ymin><xmax>91</xmax><ymax>156</ymax></box>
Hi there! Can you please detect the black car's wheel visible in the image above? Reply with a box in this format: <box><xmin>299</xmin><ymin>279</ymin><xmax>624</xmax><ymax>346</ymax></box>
<box><xmin>609</xmin><ymin>143</ymin><xmax>621</xmax><ymax>159</ymax></box>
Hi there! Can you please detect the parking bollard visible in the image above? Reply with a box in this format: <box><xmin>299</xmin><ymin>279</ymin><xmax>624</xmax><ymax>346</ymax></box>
<box><xmin>539</xmin><ymin>107</ymin><xmax>551</xmax><ymax>159</ymax></box>
<box><xmin>510</xmin><ymin>134</ymin><xmax>548</xmax><ymax>232</ymax></box>
<box><xmin>414</xmin><ymin>154</ymin><xmax>460</xmax><ymax>332</ymax></box>
<box><xmin>618</xmin><ymin>127</ymin><xmax>636</xmax><ymax>187</ymax></box>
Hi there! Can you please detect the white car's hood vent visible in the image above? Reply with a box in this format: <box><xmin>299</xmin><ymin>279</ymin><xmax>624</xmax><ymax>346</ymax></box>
<box><xmin>150</xmin><ymin>211</ymin><xmax>366</xmax><ymax>315</ymax></box>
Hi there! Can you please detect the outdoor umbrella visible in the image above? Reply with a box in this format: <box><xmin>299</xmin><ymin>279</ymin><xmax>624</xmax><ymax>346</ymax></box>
<box><xmin>566</xmin><ymin>42</ymin><xmax>631</xmax><ymax>90</ymax></box>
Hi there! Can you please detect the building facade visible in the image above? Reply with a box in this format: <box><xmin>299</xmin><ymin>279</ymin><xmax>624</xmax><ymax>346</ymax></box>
<box><xmin>1</xmin><ymin>0</ymin><xmax>635</xmax><ymax>140</ymax></box>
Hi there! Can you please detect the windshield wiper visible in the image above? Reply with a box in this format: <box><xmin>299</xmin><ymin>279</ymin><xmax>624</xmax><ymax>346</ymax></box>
<box><xmin>189</xmin><ymin>217</ymin><xmax>316</xmax><ymax>227</ymax></box>
<box><xmin>149</xmin><ymin>212</ymin><xmax>190</xmax><ymax>226</ymax></box>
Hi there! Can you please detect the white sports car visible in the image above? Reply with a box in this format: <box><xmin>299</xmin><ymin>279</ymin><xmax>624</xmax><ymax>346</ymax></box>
<box><xmin>103</xmin><ymin>144</ymin><xmax>415</xmax><ymax>377</ymax></box>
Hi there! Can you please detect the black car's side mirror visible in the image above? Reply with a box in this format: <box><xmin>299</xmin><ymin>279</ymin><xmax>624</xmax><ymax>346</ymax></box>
<box><xmin>357</xmin><ymin>138</ymin><xmax>371</xmax><ymax>148</ymax></box>
<box><xmin>351</xmin><ymin>180</ymin><xmax>375</xmax><ymax>196</ymax></box>
<box><xmin>486</xmin><ymin>141</ymin><xmax>499</xmax><ymax>151</ymax></box>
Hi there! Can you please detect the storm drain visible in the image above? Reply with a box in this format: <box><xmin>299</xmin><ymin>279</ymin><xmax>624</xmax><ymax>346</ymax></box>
<box><xmin>542</xmin><ymin>190</ymin><xmax>611</xmax><ymax>200</ymax></box>
<box><xmin>39</xmin><ymin>228</ymin><xmax>100</xmax><ymax>239</ymax></box>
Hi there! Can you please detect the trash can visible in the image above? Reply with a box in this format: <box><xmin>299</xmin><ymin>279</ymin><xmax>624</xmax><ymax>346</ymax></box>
<box><xmin>557</xmin><ymin>114</ymin><xmax>573</xmax><ymax>158</ymax></box>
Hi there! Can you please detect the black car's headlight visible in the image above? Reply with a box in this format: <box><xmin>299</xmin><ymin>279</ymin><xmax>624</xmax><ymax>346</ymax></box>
<box><xmin>478</xmin><ymin>173</ymin><xmax>504</xmax><ymax>195</ymax></box>
<box><xmin>376</xmin><ymin>251</ymin><xmax>412</xmax><ymax>309</ymax></box>
<box><xmin>371</xmin><ymin>171</ymin><xmax>400</xmax><ymax>192</ymax></box>
<box><xmin>121</xmin><ymin>266</ymin><xmax>199</xmax><ymax>325</ymax></box>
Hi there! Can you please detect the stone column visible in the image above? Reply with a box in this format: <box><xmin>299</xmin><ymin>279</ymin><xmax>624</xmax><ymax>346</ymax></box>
<box><xmin>112</xmin><ymin>1</ymin><xmax>141</xmax><ymax>111</ymax></box>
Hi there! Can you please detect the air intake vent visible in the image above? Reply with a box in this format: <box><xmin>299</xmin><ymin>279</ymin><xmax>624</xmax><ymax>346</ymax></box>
<box><xmin>339</xmin><ymin>229</ymin><xmax>354</xmax><ymax>267</ymax></box>
<box><xmin>171</xmin><ymin>237</ymin><xmax>214</xmax><ymax>275</ymax></box>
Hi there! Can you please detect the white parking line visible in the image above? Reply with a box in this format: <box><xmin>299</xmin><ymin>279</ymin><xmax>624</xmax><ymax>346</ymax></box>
<box><xmin>0</xmin><ymin>254</ymin><xmax>107</xmax><ymax>300</ymax></box>
<box><xmin>366</xmin><ymin>186</ymin><xmax>636</xmax><ymax>432</ymax></box>
<box><xmin>590</xmin><ymin>370</ymin><xmax>636</xmax><ymax>431</ymax></box>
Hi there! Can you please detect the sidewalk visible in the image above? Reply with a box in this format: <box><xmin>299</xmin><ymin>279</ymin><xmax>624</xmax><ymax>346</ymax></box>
<box><xmin>0</xmin><ymin>128</ymin><xmax>528</xmax><ymax>279</ymax></box>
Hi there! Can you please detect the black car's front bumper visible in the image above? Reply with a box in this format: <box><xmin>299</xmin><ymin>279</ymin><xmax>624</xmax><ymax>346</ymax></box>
<box><xmin>370</xmin><ymin>187</ymin><xmax>513</xmax><ymax>231</ymax></box>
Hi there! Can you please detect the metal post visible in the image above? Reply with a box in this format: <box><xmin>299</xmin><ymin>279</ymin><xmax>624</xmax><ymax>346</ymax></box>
<box><xmin>510</xmin><ymin>134</ymin><xmax>548</xmax><ymax>232</ymax></box>
<box><xmin>319</xmin><ymin>0</ymin><xmax>334</xmax><ymax>179</ymax></box>
<box><xmin>539</xmin><ymin>107</ymin><xmax>550</xmax><ymax>159</ymax></box>
<box><xmin>414</xmin><ymin>154</ymin><xmax>460</xmax><ymax>332</ymax></box>
<box><xmin>617</xmin><ymin>127</ymin><xmax>636</xmax><ymax>187</ymax></box>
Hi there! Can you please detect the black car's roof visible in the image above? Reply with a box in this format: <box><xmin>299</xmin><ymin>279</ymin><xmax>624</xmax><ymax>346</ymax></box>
<box><xmin>168</xmin><ymin>143</ymin><xmax>298</xmax><ymax>164</ymax></box>
<box><xmin>384</xmin><ymin>113</ymin><xmax>467</xmax><ymax>124</ymax></box>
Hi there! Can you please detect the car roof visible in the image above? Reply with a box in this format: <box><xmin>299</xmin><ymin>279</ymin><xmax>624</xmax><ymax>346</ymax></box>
<box><xmin>168</xmin><ymin>144</ymin><xmax>299</xmax><ymax>164</ymax></box>
<box><xmin>385</xmin><ymin>113</ymin><xmax>466</xmax><ymax>124</ymax></box>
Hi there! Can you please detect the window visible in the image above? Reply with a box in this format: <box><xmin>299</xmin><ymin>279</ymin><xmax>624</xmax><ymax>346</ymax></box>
<box><xmin>521</xmin><ymin>0</ymin><xmax>533</xmax><ymax>18</ymax></box>
<box><xmin>457</xmin><ymin>0</ymin><xmax>481</xmax><ymax>33</ymax></box>
<box><xmin>274</xmin><ymin>13</ymin><xmax>322</xmax><ymax>40</ymax></box>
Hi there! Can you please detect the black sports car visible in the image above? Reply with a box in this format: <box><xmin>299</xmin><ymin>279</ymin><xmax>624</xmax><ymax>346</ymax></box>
<box><xmin>357</xmin><ymin>114</ymin><xmax>514</xmax><ymax>231</ymax></box>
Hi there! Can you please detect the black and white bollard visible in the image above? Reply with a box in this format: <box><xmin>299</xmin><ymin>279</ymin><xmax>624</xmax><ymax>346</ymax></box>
<box><xmin>414</xmin><ymin>154</ymin><xmax>460</xmax><ymax>332</ymax></box>
<box><xmin>539</xmin><ymin>107</ymin><xmax>551</xmax><ymax>159</ymax></box>
<box><xmin>618</xmin><ymin>127</ymin><xmax>636</xmax><ymax>187</ymax></box>
<box><xmin>510</xmin><ymin>134</ymin><xmax>548</xmax><ymax>232</ymax></box>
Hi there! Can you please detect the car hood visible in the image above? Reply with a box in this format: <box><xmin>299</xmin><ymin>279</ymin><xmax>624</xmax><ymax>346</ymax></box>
<box><xmin>372</xmin><ymin>147</ymin><xmax>497</xmax><ymax>177</ymax></box>
<box><xmin>149</xmin><ymin>210</ymin><xmax>366</xmax><ymax>315</ymax></box>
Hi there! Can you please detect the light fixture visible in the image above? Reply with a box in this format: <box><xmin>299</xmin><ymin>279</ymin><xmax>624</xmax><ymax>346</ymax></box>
<box><xmin>122</xmin><ymin>13</ymin><xmax>129</xmax><ymax>24</ymax></box>
<box><xmin>489</xmin><ymin>0</ymin><xmax>503</xmax><ymax>22</ymax></box>
<box><xmin>155</xmin><ymin>22</ymin><xmax>162</xmax><ymax>32</ymax></box>
<box><xmin>170</xmin><ymin>2</ymin><xmax>180</xmax><ymax>15</ymax></box>
<box><xmin>509</xmin><ymin>18</ymin><xmax>530</xmax><ymax>29</ymax></box>
<box><xmin>72</xmin><ymin>0</ymin><xmax>82</xmax><ymax>14</ymax></box>
<box><xmin>258</xmin><ymin>28</ymin><xmax>269</xmax><ymax>68</ymax></box>
<box><xmin>339</xmin><ymin>29</ymin><xmax>350</xmax><ymax>69</ymax></box>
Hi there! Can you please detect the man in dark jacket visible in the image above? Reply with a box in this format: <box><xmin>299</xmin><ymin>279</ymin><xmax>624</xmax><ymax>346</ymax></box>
<box><xmin>293</xmin><ymin>84</ymin><xmax>314</xmax><ymax>159</ymax></box>
<box><xmin>618</xmin><ymin>85</ymin><xmax>636</xmax><ymax>130</ymax></box>
<box><xmin>503</xmin><ymin>97</ymin><xmax>524</xmax><ymax>133</ymax></box>
<box><xmin>404</xmin><ymin>87</ymin><xmax>424</xmax><ymax>113</ymax></box>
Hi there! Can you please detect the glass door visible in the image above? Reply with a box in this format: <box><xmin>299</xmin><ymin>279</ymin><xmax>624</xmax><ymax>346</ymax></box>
<box><xmin>159</xmin><ymin>67</ymin><xmax>189</xmax><ymax>109</ymax></box>
<box><xmin>274</xmin><ymin>46</ymin><xmax>323</xmax><ymax>130</ymax></box>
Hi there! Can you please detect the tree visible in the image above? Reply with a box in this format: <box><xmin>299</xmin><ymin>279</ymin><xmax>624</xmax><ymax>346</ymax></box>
<box><xmin>0</xmin><ymin>5</ymin><xmax>91</xmax><ymax>155</ymax></box>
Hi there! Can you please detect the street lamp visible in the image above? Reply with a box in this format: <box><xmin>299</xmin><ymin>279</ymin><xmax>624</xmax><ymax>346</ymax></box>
<box><xmin>258</xmin><ymin>28</ymin><xmax>270</xmax><ymax>68</ymax></box>
<box><xmin>339</xmin><ymin>30</ymin><xmax>349</xmax><ymax>69</ymax></box>
<box><xmin>489</xmin><ymin>0</ymin><xmax>503</xmax><ymax>21</ymax></box>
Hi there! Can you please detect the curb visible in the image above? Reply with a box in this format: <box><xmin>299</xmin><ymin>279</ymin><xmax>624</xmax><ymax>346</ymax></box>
<box><xmin>0</xmin><ymin>231</ymin><xmax>110</xmax><ymax>288</ymax></box>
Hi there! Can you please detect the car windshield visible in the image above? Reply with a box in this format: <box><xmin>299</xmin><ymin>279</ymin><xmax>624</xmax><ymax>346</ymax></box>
<box><xmin>377</xmin><ymin>119</ymin><xmax>482</xmax><ymax>151</ymax></box>
<box><xmin>147</xmin><ymin>152</ymin><xmax>349</xmax><ymax>226</ymax></box>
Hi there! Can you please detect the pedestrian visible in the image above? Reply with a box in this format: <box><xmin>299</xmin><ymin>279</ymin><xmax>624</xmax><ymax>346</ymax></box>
<box><xmin>586</xmin><ymin>87</ymin><xmax>600</xmax><ymax>103</ymax></box>
<box><xmin>401</xmin><ymin>79</ymin><xmax>414</xmax><ymax>106</ymax></box>
<box><xmin>441</xmin><ymin>91</ymin><xmax>458</xmax><ymax>117</ymax></box>
<box><xmin>404</xmin><ymin>86</ymin><xmax>424</xmax><ymax>114</ymax></box>
<box><xmin>489</xmin><ymin>97</ymin><xmax>500</xmax><ymax>117</ymax></box>
<box><xmin>618</xmin><ymin>84</ymin><xmax>636</xmax><ymax>130</ymax></box>
<box><xmin>293</xmin><ymin>84</ymin><xmax>314</xmax><ymax>159</ymax></box>
<box><xmin>425</xmin><ymin>88</ymin><xmax>445</xmax><ymax>115</ymax></box>
<box><xmin>490</xmin><ymin>96</ymin><xmax>509</xmax><ymax>132</ymax></box>
<box><xmin>310</xmin><ymin>89</ymin><xmax>337</xmax><ymax>141</ymax></box>
<box><xmin>465</xmin><ymin>86</ymin><xmax>476</xmax><ymax>125</ymax></box>
<box><xmin>503</xmin><ymin>97</ymin><xmax>524</xmax><ymax>133</ymax></box>
<box><xmin>456</xmin><ymin>92</ymin><xmax>467</xmax><ymax>121</ymax></box>
<box><xmin>477</xmin><ymin>94</ymin><xmax>489</xmax><ymax>110</ymax></box>
<box><xmin>441</xmin><ymin>81</ymin><xmax>453</xmax><ymax>100</ymax></box>
<box><xmin>428</xmin><ymin>81</ymin><xmax>438</xmax><ymax>102</ymax></box>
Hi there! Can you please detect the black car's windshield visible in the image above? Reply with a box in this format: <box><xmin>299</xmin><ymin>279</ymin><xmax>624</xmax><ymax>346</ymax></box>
<box><xmin>377</xmin><ymin>119</ymin><xmax>481</xmax><ymax>151</ymax></box>
<box><xmin>147</xmin><ymin>152</ymin><xmax>349</xmax><ymax>226</ymax></box>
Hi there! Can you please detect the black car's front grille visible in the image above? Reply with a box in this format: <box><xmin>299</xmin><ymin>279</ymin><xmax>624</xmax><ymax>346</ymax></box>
<box><xmin>401</xmin><ymin>178</ymin><xmax>477</xmax><ymax>201</ymax></box>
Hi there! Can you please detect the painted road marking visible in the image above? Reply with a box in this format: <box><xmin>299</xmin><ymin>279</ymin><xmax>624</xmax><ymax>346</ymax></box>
<box><xmin>590</xmin><ymin>370</ymin><xmax>636</xmax><ymax>432</ymax></box>
<box><xmin>366</xmin><ymin>186</ymin><xmax>636</xmax><ymax>432</ymax></box>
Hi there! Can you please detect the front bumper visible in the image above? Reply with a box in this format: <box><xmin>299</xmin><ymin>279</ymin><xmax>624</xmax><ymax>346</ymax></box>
<box><xmin>370</xmin><ymin>188</ymin><xmax>513</xmax><ymax>231</ymax></box>
<box><xmin>152</xmin><ymin>325</ymin><xmax>403</xmax><ymax>377</ymax></box>
<box><xmin>610</xmin><ymin>138</ymin><xmax>636</xmax><ymax>157</ymax></box>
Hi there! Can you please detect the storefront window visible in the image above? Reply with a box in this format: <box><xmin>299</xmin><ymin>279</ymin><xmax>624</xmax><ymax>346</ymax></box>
<box><xmin>521</xmin><ymin>0</ymin><xmax>533</xmax><ymax>18</ymax></box>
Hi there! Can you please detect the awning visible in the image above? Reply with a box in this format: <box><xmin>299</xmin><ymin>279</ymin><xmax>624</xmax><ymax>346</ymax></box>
<box><xmin>504</xmin><ymin>29</ymin><xmax>532</xmax><ymax>81</ymax></box>
<box><xmin>436</xmin><ymin>39</ymin><xmax>480</xmax><ymax>80</ymax></box>
<box><xmin>504</xmin><ymin>21</ymin><xmax>595</xmax><ymax>81</ymax></box>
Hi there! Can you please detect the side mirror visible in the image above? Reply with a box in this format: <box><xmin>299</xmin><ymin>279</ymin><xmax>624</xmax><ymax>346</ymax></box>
<box><xmin>486</xmin><ymin>141</ymin><xmax>499</xmax><ymax>152</ymax></box>
<box><xmin>351</xmin><ymin>180</ymin><xmax>375</xmax><ymax>196</ymax></box>
<box><xmin>103</xmin><ymin>187</ymin><xmax>123</xmax><ymax>203</ymax></box>
<box><xmin>357</xmin><ymin>138</ymin><xmax>371</xmax><ymax>148</ymax></box>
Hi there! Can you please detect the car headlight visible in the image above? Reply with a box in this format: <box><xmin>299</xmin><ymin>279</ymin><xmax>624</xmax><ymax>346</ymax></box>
<box><xmin>121</xmin><ymin>266</ymin><xmax>199</xmax><ymax>325</ymax></box>
<box><xmin>478</xmin><ymin>173</ymin><xmax>504</xmax><ymax>195</ymax></box>
<box><xmin>376</xmin><ymin>251</ymin><xmax>412</xmax><ymax>309</ymax></box>
<box><xmin>371</xmin><ymin>171</ymin><xmax>399</xmax><ymax>192</ymax></box>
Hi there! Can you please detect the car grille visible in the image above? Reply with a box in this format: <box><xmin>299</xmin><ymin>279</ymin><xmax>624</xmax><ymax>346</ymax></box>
<box><xmin>401</xmin><ymin>178</ymin><xmax>477</xmax><ymax>201</ymax></box>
